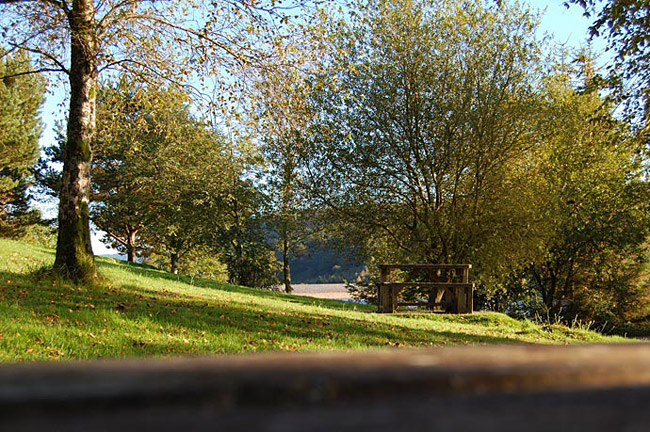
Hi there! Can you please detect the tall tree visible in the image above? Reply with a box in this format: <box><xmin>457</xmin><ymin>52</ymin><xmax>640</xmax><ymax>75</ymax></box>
<box><xmin>305</xmin><ymin>0</ymin><xmax>545</xmax><ymax>286</ymax></box>
<box><xmin>251</xmin><ymin>10</ymin><xmax>327</xmax><ymax>293</ymax></box>
<box><xmin>256</xmin><ymin>68</ymin><xmax>313</xmax><ymax>293</ymax></box>
<box><xmin>92</xmin><ymin>80</ymin><xmax>170</xmax><ymax>264</ymax></box>
<box><xmin>525</xmin><ymin>63</ymin><xmax>649</xmax><ymax>322</ymax></box>
<box><xmin>1</xmin><ymin>0</ymin><xmax>302</xmax><ymax>279</ymax></box>
<box><xmin>0</xmin><ymin>52</ymin><xmax>45</xmax><ymax>236</ymax></box>
<box><xmin>143</xmin><ymin>121</ymin><xmax>232</xmax><ymax>275</ymax></box>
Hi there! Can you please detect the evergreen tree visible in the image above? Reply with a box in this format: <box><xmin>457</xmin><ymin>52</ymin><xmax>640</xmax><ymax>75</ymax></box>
<box><xmin>0</xmin><ymin>53</ymin><xmax>45</xmax><ymax>236</ymax></box>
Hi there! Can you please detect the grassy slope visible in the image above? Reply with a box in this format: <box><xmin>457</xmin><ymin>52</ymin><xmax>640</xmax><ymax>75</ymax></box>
<box><xmin>0</xmin><ymin>239</ymin><xmax>632</xmax><ymax>362</ymax></box>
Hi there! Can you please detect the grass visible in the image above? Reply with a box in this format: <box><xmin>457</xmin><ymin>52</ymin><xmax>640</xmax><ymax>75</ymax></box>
<box><xmin>0</xmin><ymin>238</ymin><xmax>634</xmax><ymax>362</ymax></box>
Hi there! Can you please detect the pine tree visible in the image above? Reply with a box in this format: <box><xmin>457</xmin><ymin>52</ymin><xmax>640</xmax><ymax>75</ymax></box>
<box><xmin>0</xmin><ymin>53</ymin><xmax>45</xmax><ymax>236</ymax></box>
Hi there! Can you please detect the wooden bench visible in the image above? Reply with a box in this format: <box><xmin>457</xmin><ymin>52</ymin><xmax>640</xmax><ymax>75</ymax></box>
<box><xmin>378</xmin><ymin>264</ymin><xmax>473</xmax><ymax>313</ymax></box>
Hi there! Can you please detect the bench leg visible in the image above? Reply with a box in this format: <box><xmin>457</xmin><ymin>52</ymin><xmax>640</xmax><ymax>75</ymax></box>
<box><xmin>444</xmin><ymin>288</ymin><xmax>457</xmax><ymax>313</ymax></box>
<box><xmin>456</xmin><ymin>287</ymin><xmax>468</xmax><ymax>314</ymax></box>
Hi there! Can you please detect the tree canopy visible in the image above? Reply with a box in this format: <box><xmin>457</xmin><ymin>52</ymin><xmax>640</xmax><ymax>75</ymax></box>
<box><xmin>304</xmin><ymin>0</ymin><xmax>545</xmax><ymax>277</ymax></box>
<box><xmin>92</xmin><ymin>80</ymin><xmax>233</xmax><ymax>269</ymax></box>
<box><xmin>2</xmin><ymin>0</ymin><xmax>649</xmax><ymax>328</ymax></box>
<box><xmin>1</xmin><ymin>0</ymin><xmax>304</xmax><ymax>279</ymax></box>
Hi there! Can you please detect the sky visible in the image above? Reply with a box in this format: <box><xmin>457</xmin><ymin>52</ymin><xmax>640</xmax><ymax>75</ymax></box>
<box><xmin>35</xmin><ymin>0</ymin><xmax>608</xmax><ymax>257</ymax></box>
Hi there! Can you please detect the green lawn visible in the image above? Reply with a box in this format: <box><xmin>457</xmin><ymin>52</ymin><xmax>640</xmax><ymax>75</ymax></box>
<box><xmin>0</xmin><ymin>238</ymin><xmax>632</xmax><ymax>362</ymax></box>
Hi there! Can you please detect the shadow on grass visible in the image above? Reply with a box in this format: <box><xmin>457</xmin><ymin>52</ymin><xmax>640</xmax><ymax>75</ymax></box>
<box><xmin>0</xmin><ymin>267</ymin><xmax>524</xmax><ymax>361</ymax></box>
<box><xmin>95</xmin><ymin>257</ymin><xmax>371</xmax><ymax>312</ymax></box>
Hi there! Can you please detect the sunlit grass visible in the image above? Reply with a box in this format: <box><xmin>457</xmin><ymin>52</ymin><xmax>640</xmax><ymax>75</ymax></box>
<box><xmin>0</xmin><ymin>238</ymin><xmax>633</xmax><ymax>362</ymax></box>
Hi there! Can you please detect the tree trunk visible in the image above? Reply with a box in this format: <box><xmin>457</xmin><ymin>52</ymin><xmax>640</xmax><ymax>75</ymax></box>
<box><xmin>233</xmin><ymin>198</ymin><xmax>244</xmax><ymax>285</ymax></box>
<box><xmin>53</xmin><ymin>0</ymin><xmax>97</xmax><ymax>280</ymax></box>
<box><xmin>126</xmin><ymin>230</ymin><xmax>138</xmax><ymax>264</ymax></box>
<box><xmin>171</xmin><ymin>253</ymin><xmax>179</xmax><ymax>274</ymax></box>
<box><xmin>281</xmin><ymin>166</ymin><xmax>293</xmax><ymax>294</ymax></box>
<box><xmin>283</xmin><ymin>234</ymin><xmax>292</xmax><ymax>293</ymax></box>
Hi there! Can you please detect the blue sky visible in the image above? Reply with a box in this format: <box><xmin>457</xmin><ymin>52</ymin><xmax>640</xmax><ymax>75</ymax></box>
<box><xmin>35</xmin><ymin>0</ymin><xmax>608</xmax><ymax>256</ymax></box>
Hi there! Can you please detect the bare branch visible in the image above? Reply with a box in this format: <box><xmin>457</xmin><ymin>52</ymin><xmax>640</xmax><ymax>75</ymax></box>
<box><xmin>96</xmin><ymin>0</ymin><xmax>156</xmax><ymax>32</ymax></box>
<box><xmin>115</xmin><ymin>58</ymin><xmax>187</xmax><ymax>89</ymax></box>
<box><xmin>7</xmin><ymin>42</ymin><xmax>70</xmax><ymax>75</ymax></box>
<box><xmin>0</xmin><ymin>68</ymin><xmax>66</xmax><ymax>79</ymax></box>
<box><xmin>119</xmin><ymin>14</ymin><xmax>250</xmax><ymax>67</ymax></box>
<box><xmin>0</xmin><ymin>0</ymin><xmax>68</xmax><ymax>11</ymax></box>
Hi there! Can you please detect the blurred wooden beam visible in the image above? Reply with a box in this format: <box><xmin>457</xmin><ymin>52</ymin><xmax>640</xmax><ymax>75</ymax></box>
<box><xmin>2</xmin><ymin>343</ymin><xmax>650</xmax><ymax>431</ymax></box>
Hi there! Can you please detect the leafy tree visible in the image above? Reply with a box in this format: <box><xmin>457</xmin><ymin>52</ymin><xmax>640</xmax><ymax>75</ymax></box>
<box><xmin>218</xmin><ymin>174</ymin><xmax>279</xmax><ymax>288</ymax></box>
<box><xmin>1</xmin><ymin>0</ymin><xmax>304</xmax><ymax>280</ymax></box>
<box><xmin>251</xmin><ymin>10</ymin><xmax>329</xmax><ymax>293</ymax></box>
<box><xmin>142</xmin><ymin>124</ymin><xmax>233</xmax><ymax>275</ymax></box>
<box><xmin>0</xmin><ymin>52</ymin><xmax>45</xmax><ymax>236</ymax></box>
<box><xmin>92</xmin><ymin>80</ymin><xmax>233</xmax><ymax>272</ymax></box>
<box><xmin>256</xmin><ymin>67</ymin><xmax>314</xmax><ymax>293</ymax></box>
<box><xmin>523</xmin><ymin>64</ymin><xmax>649</xmax><ymax>324</ymax></box>
<box><xmin>305</xmin><ymin>0</ymin><xmax>546</xmax><ymax>290</ymax></box>
<box><xmin>92</xmin><ymin>81</ymin><xmax>174</xmax><ymax>264</ymax></box>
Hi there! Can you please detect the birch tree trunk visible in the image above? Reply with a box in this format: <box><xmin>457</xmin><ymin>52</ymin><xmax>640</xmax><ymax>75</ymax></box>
<box><xmin>170</xmin><ymin>253</ymin><xmax>179</xmax><ymax>274</ymax></box>
<box><xmin>53</xmin><ymin>0</ymin><xmax>97</xmax><ymax>280</ymax></box>
<box><xmin>282</xmin><ymin>232</ymin><xmax>292</xmax><ymax>293</ymax></box>
<box><xmin>126</xmin><ymin>230</ymin><xmax>138</xmax><ymax>264</ymax></box>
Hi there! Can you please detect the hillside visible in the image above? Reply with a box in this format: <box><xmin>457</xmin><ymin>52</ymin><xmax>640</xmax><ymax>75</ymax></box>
<box><xmin>0</xmin><ymin>239</ymin><xmax>632</xmax><ymax>362</ymax></box>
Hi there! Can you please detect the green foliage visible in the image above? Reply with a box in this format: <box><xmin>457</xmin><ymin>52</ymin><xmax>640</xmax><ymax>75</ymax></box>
<box><xmin>3</xmin><ymin>0</ymin><xmax>309</xmax><ymax>281</ymax></box>
<box><xmin>217</xmin><ymin>177</ymin><xmax>280</xmax><ymax>289</ymax></box>
<box><xmin>0</xmin><ymin>52</ymin><xmax>45</xmax><ymax>237</ymax></box>
<box><xmin>34</xmin><ymin>122</ymin><xmax>65</xmax><ymax>200</ymax></box>
<box><xmin>253</xmin><ymin>43</ymin><xmax>320</xmax><ymax>292</ymax></box>
<box><xmin>90</xmin><ymin>80</ymin><xmax>278</xmax><ymax>284</ymax></box>
<box><xmin>92</xmin><ymin>81</ymin><xmax>157</xmax><ymax>262</ymax></box>
<box><xmin>301</xmin><ymin>0</ymin><xmax>650</xmax><ymax>327</ymax></box>
<box><xmin>305</xmin><ymin>0</ymin><xmax>545</xmax><ymax>287</ymax></box>
<box><xmin>91</xmin><ymin>80</ymin><xmax>236</xmax><ymax>273</ymax></box>
<box><xmin>144</xmin><ymin>245</ymin><xmax>229</xmax><ymax>282</ymax></box>
<box><xmin>522</xmin><ymin>67</ymin><xmax>650</xmax><ymax>325</ymax></box>
<box><xmin>17</xmin><ymin>223</ymin><xmax>58</xmax><ymax>249</ymax></box>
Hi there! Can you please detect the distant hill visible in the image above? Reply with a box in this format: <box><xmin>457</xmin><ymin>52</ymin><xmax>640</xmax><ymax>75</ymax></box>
<box><xmin>100</xmin><ymin>246</ymin><xmax>361</xmax><ymax>283</ymax></box>
<box><xmin>288</xmin><ymin>243</ymin><xmax>365</xmax><ymax>284</ymax></box>
<box><xmin>99</xmin><ymin>253</ymin><xmax>125</xmax><ymax>261</ymax></box>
